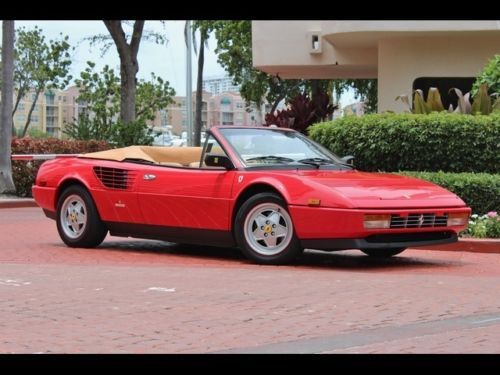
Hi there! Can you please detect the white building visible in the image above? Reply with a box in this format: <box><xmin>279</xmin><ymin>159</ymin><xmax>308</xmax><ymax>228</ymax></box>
<box><xmin>251</xmin><ymin>21</ymin><xmax>500</xmax><ymax>113</ymax></box>
<box><xmin>202</xmin><ymin>75</ymin><xmax>240</xmax><ymax>95</ymax></box>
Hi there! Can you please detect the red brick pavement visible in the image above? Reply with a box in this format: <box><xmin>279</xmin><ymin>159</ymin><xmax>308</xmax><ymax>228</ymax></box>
<box><xmin>1</xmin><ymin>207</ymin><xmax>500</xmax><ymax>353</ymax></box>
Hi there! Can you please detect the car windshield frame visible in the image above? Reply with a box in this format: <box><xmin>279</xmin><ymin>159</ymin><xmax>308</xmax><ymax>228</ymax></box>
<box><xmin>217</xmin><ymin>127</ymin><xmax>350</xmax><ymax>170</ymax></box>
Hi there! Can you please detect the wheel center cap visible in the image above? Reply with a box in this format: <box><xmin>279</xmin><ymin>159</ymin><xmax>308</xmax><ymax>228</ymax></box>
<box><xmin>264</xmin><ymin>225</ymin><xmax>272</xmax><ymax>233</ymax></box>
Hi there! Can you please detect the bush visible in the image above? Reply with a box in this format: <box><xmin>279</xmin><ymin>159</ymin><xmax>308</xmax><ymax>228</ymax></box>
<box><xmin>464</xmin><ymin>212</ymin><xmax>500</xmax><ymax>239</ymax></box>
<box><xmin>308</xmin><ymin>112</ymin><xmax>500</xmax><ymax>173</ymax></box>
<box><xmin>11</xmin><ymin>138</ymin><xmax>111</xmax><ymax>197</ymax></box>
<box><xmin>472</xmin><ymin>54</ymin><xmax>500</xmax><ymax>97</ymax></box>
<box><xmin>397</xmin><ymin>171</ymin><xmax>500</xmax><ymax>215</ymax></box>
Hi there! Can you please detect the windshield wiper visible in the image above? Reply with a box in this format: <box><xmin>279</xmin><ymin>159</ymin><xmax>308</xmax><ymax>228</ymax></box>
<box><xmin>297</xmin><ymin>157</ymin><xmax>335</xmax><ymax>168</ymax></box>
<box><xmin>246</xmin><ymin>155</ymin><xmax>295</xmax><ymax>163</ymax></box>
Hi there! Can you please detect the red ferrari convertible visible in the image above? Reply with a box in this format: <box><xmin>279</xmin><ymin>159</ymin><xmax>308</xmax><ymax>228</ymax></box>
<box><xmin>33</xmin><ymin>126</ymin><xmax>470</xmax><ymax>264</ymax></box>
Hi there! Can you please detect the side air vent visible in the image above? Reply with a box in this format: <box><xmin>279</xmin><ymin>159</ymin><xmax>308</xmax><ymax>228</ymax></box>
<box><xmin>93</xmin><ymin>167</ymin><xmax>136</xmax><ymax>190</ymax></box>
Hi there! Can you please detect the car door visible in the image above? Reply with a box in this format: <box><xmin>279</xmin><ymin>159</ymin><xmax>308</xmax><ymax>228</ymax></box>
<box><xmin>136</xmin><ymin>138</ymin><xmax>236</xmax><ymax>233</ymax></box>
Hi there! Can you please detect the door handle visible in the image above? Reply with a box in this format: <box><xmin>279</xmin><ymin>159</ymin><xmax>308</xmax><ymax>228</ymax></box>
<box><xmin>143</xmin><ymin>174</ymin><xmax>156</xmax><ymax>181</ymax></box>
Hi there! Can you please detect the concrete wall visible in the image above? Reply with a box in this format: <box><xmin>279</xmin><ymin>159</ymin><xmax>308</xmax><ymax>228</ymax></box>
<box><xmin>252</xmin><ymin>21</ymin><xmax>500</xmax><ymax>113</ymax></box>
<box><xmin>252</xmin><ymin>21</ymin><xmax>378</xmax><ymax>79</ymax></box>
<box><xmin>378</xmin><ymin>35</ymin><xmax>500</xmax><ymax>112</ymax></box>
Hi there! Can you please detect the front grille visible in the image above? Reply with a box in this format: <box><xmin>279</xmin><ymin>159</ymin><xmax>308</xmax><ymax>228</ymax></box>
<box><xmin>390</xmin><ymin>213</ymin><xmax>448</xmax><ymax>229</ymax></box>
<box><xmin>93</xmin><ymin>167</ymin><xmax>136</xmax><ymax>190</ymax></box>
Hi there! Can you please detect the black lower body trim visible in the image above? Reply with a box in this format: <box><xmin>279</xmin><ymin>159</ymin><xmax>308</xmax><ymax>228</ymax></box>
<box><xmin>301</xmin><ymin>231</ymin><xmax>457</xmax><ymax>251</ymax></box>
<box><xmin>43</xmin><ymin>209</ymin><xmax>56</xmax><ymax>220</ymax></box>
<box><xmin>105</xmin><ymin>221</ymin><xmax>236</xmax><ymax>248</ymax></box>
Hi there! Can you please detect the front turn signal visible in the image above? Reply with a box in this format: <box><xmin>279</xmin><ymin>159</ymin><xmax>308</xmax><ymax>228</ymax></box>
<box><xmin>447</xmin><ymin>213</ymin><xmax>469</xmax><ymax>227</ymax></box>
<box><xmin>364</xmin><ymin>214</ymin><xmax>391</xmax><ymax>229</ymax></box>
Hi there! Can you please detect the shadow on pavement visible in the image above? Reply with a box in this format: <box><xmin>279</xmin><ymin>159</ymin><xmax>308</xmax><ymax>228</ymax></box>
<box><xmin>92</xmin><ymin>239</ymin><xmax>459</xmax><ymax>271</ymax></box>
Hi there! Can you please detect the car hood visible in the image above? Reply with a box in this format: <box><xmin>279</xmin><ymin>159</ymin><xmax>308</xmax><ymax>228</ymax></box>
<box><xmin>296</xmin><ymin>170</ymin><xmax>465</xmax><ymax>208</ymax></box>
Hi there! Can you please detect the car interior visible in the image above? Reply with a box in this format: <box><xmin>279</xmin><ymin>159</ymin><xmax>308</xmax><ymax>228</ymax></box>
<box><xmin>79</xmin><ymin>144</ymin><xmax>228</xmax><ymax>169</ymax></box>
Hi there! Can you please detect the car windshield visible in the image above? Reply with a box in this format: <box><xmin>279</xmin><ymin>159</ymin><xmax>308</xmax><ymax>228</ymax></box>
<box><xmin>219</xmin><ymin>127</ymin><xmax>346</xmax><ymax>168</ymax></box>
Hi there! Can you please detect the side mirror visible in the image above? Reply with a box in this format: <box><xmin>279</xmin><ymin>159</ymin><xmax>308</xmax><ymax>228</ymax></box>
<box><xmin>204</xmin><ymin>154</ymin><xmax>234</xmax><ymax>170</ymax></box>
<box><xmin>340</xmin><ymin>155</ymin><xmax>355</xmax><ymax>166</ymax></box>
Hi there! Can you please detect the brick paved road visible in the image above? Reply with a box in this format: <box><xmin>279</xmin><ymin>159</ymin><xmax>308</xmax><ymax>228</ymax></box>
<box><xmin>1</xmin><ymin>207</ymin><xmax>500</xmax><ymax>353</ymax></box>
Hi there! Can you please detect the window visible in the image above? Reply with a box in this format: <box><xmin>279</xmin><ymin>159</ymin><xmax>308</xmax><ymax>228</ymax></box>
<box><xmin>413</xmin><ymin>77</ymin><xmax>475</xmax><ymax>110</ymax></box>
<box><xmin>222</xmin><ymin>112</ymin><xmax>233</xmax><ymax>125</ymax></box>
<box><xmin>200</xmin><ymin>134</ymin><xmax>229</xmax><ymax>168</ymax></box>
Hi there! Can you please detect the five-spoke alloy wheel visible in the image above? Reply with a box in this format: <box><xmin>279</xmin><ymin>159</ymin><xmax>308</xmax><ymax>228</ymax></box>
<box><xmin>235</xmin><ymin>192</ymin><xmax>303</xmax><ymax>264</ymax></box>
<box><xmin>56</xmin><ymin>185</ymin><xmax>108</xmax><ymax>248</ymax></box>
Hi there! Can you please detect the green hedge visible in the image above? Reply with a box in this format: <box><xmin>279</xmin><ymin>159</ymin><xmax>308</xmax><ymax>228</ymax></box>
<box><xmin>309</xmin><ymin>112</ymin><xmax>500</xmax><ymax>173</ymax></box>
<box><xmin>12</xmin><ymin>138</ymin><xmax>110</xmax><ymax>197</ymax></box>
<box><xmin>397</xmin><ymin>171</ymin><xmax>500</xmax><ymax>214</ymax></box>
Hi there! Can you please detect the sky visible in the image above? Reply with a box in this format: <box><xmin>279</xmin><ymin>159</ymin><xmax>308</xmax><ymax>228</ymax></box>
<box><xmin>5</xmin><ymin>20</ymin><xmax>355</xmax><ymax>106</ymax></box>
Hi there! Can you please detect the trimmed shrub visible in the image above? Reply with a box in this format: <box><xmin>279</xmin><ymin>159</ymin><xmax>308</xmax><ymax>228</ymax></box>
<box><xmin>308</xmin><ymin>112</ymin><xmax>500</xmax><ymax>173</ymax></box>
<box><xmin>11</xmin><ymin>138</ymin><xmax>111</xmax><ymax>197</ymax></box>
<box><xmin>397</xmin><ymin>171</ymin><xmax>500</xmax><ymax>215</ymax></box>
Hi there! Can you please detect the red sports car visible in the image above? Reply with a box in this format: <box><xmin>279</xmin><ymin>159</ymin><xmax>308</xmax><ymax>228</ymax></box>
<box><xmin>33</xmin><ymin>126</ymin><xmax>470</xmax><ymax>264</ymax></box>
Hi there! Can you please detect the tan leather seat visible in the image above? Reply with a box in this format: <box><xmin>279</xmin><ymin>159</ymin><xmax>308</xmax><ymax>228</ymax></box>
<box><xmin>189</xmin><ymin>161</ymin><xmax>201</xmax><ymax>168</ymax></box>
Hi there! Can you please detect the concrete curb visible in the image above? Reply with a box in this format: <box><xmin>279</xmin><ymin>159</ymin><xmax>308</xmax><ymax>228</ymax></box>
<box><xmin>0</xmin><ymin>198</ymin><xmax>38</xmax><ymax>209</ymax></box>
<box><xmin>418</xmin><ymin>238</ymin><xmax>500</xmax><ymax>254</ymax></box>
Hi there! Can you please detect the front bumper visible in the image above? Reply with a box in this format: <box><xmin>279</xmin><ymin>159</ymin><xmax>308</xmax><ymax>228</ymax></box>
<box><xmin>301</xmin><ymin>231</ymin><xmax>458</xmax><ymax>251</ymax></box>
<box><xmin>288</xmin><ymin>205</ymin><xmax>470</xmax><ymax>239</ymax></box>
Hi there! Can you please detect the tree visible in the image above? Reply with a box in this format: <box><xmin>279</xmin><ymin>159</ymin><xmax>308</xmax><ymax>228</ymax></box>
<box><xmin>103</xmin><ymin>21</ymin><xmax>145</xmax><ymax>125</ymax></box>
<box><xmin>0</xmin><ymin>21</ymin><xmax>16</xmax><ymax>194</ymax></box>
<box><xmin>211</xmin><ymin>21</ymin><xmax>303</xmax><ymax>112</ymax></box>
<box><xmin>264</xmin><ymin>91</ymin><xmax>337</xmax><ymax>134</ymax></box>
<box><xmin>332</xmin><ymin>79</ymin><xmax>378</xmax><ymax>113</ymax></box>
<box><xmin>188</xmin><ymin>21</ymin><xmax>217</xmax><ymax>147</ymax></box>
<box><xmin>91</xmin><ymin>21</ymin><xmax>169</xmax><ymax>128</ymax></box>
<box><xmin>136</xmin><ymin>73</ymin><xmax>175</xmax><ymax>122</ymax></box>
<box><xmin>63</xmin><ymin>62</ymin><xmax>120</xmax><ymax>141</ymax></box>
<box><xmin>472</xmin><ymin>54</ymin><xmax>500</xmax><ymax>97</ymax></box>
<box><xmin>12</xmin><ymin>27</ymin><xmax>73</xmax><ymax>137</ymax></box>
<box><xmin>63</xmin><ymin>62</ymin><xmax>175</xmax><ymax>145</ymax></box>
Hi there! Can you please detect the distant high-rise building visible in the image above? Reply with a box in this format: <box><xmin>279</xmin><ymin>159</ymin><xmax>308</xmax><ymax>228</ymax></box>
<box><xmin>202</xmin><ymin>75</ymin><xmax>240</xmax><ymax>95</ymax></box>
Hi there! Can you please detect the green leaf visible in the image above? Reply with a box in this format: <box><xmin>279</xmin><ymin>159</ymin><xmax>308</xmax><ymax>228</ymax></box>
<box><xmin>471</xmin><ymin>83</ymin><xmax>492</xmax><ymax>115</ymax></box>
<box><xmin>413</xmin><ymin>90</ymin><xmax>429</xmax><ymax>114</ymax></box>
<box><xmin>426</xmin><ymin>87</ymin><xmax>445</xmax><ymax>112</ymax></box>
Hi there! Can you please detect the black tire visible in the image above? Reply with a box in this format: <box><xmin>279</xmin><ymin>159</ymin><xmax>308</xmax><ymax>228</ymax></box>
<box><xmin>234</xmin><ymin>192</ymin><xmax>303</xmax><ymax>265</ymax></box>
<box><xmin>56</xmin><ymin>185</ymin><xmax>108</xmax><ymax>248</ymax></box>
<box><xmin>360</xmin><ymin>248</ymin><xmax>407</xmax><ymax>258</ymax></box>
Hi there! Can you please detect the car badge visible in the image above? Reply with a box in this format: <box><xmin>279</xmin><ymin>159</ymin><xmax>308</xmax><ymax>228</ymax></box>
<box><xmin>115</xmin><ymin>200</ymin><xmax>126</xmax><ymax>208</ymax></box>
<box><xmin>417</xmin><ymin>214</ymin><xmax>425</xmax><ymax>227</ymax></box>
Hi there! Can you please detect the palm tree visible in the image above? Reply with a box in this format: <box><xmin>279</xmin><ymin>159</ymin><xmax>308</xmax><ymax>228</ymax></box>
<box><xmin>0</xmin><ymin>21</ymin><xmax>16</xmax><ymax>194</ymax></box>
<box><xmin>186</xmin><ymin>21</ymin><xmax>214</xmax><ymax>146</ymax></box>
